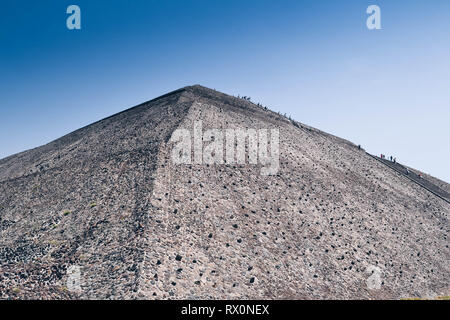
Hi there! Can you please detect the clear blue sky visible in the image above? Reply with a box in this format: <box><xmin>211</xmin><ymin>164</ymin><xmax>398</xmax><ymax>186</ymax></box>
<box><xmin>1</xmin><ymin>0</ymin><xmax>449</xmax><ymax>182</ymax></box>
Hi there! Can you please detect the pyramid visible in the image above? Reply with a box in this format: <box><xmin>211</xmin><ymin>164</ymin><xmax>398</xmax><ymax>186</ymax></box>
<box><xmin>0</xmin><ymin>85</ymin><xmax>448</xmax><ymax>299</ymax></box>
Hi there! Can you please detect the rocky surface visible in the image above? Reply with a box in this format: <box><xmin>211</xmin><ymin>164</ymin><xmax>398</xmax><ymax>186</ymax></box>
<box><xmin>0</xmin><ymin>85</ymin><xmax>448</xmax><ymax>299</ymax></box>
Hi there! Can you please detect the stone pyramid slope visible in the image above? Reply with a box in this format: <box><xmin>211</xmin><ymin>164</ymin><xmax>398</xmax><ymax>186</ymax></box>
<box><xmin>0</xmin><ymin>85</ymin><xmax>448</xmax><ymax>299</ymax></box>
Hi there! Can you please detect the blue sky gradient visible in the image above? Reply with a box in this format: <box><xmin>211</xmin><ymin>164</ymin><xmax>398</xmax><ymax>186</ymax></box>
<box><xmin>1</xmin><ymin>0</ymin><xmax>449</xmax><ymax>181</ymax></box>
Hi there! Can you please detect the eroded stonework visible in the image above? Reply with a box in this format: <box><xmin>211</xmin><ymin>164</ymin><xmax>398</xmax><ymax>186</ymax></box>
<box><xmin>0</xmin><ymin>85</ymin><xmax>448</xmax><ymax>299</ymax></box>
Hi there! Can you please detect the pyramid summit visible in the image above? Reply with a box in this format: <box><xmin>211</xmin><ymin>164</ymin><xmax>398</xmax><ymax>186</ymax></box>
<box><xmin>0</xmin><ymin>85</ymin><xmax>448</xmax><ymax>299</ymax></box>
